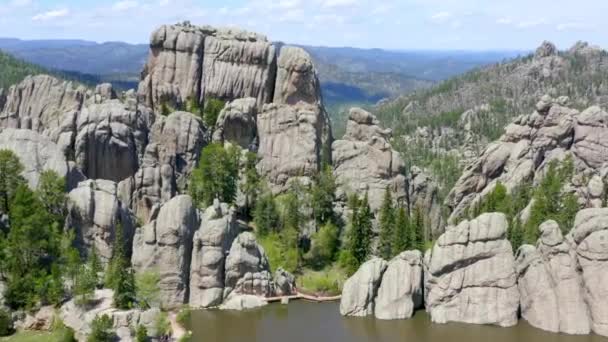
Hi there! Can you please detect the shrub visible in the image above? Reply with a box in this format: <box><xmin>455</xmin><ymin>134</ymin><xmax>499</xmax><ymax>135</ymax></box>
<box><xmin>87</xmin><ymin>314</ymin><xmax>114</xmax><ymax>342</ymax></box>
<box><xmin>135</xmin><ymin>324</ymin><xmax>148</xmax><ymax>342</ymax></box>
<box><xmin>0</xmin><ymin>309</ymin><xmax>14</xmax><ymax>336</ymax></box>
<box><xmin>176</xmin><ymin>306</ymin><xmax>191</xmax><ymax>327</ymax></box>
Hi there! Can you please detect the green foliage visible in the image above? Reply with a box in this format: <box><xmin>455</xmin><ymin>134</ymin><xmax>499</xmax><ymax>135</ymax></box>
<box><xmin>135</xmin><ymin>324</ymin><xmax>148</xmax><ymax>342</ymax></box>
<box><xmin>296</xmin><ymin>265</ymin><xmax>347</xmax><ymax>296</ymax></box>
<box><xmin>342</xmin><ymin>194</ymin><xmax>373</xmax><ymax>274</ymax></box>
<box><xmin>87</xmin><ymin>315</ymin><xmax>114</xmax><ymax>342</ymax></box>
<box><xmin>377</xmin><ymin>187</ymin><xmax>395</xmax><ymax>259</ymax></box>
<box><xmin>2</xmin><ymin>183</ymin><xmax>63</xmax><ymax>308</ymax></box>
<box><xmin>0</xmin><ymin>50</ymin><xmax>48</xmax><ymax>89</ymax></box>
<box><xmin>36</xmin><ymin>170</ymin><xmax>67</xmax><ymax>222</ymax></box>
<box><xmin>51</xmin><ymin>318</ymin><xmax>77</xmax><ymax>342</ymax></box>
<box><xmin>178</xmin><ymin>332</ymin><xmax>193</xmax><ymax>342</ymax></box>
<box><xmin>410</xmin><ymin>206</ymin><xmax>425</xmax><ymax>252</ymax></box>
<box><xmin>253</xmin><ymin>191</ymin><xmax>280</xmax><ymax>236</ymax></box>
<box><xmin>258</xmin><ymin>232</ymin><xmax>298</xmax><ymax>273</ymax></box>
<box><xmin>280</xmin><ymin>182</ymin><xmax>304</xmax><ymax>232</ymax></box>
<box><xmin>135</xmin><ymin>271</ymin><xmax>161</xmax><ymax>309</ymax></box>
<box><xmin>176</xmin><ymin>306</ymin><xmax>191</xmax><ymax>327</ymax></box>
<box><xmin>242</xmin><ymin>152</ymin><xmax>261</xmax><ymax>216</ymax></box>
<box><xmin>310</xmin><ymin>165</ymin><xmax>337</xmax><ymax>226</ymax></box>
<box><xmin>106</xmin><ymin>223</ymin><xmax>136</xmax><ymax>309</ymax></box>
<box><xmin>0</xmin><ymin>309</ymin><xmax>14</xmax><ymax>336</ymax></box>
<box><xmin>307</xmin><ymin>222</ymin><xmax>340</xmax><ymax>268</ymax></box>
<box><xmin>0</xmin><ymin>149</ymin><xmax>25</xmax><ymax>215</ymax></box>
<box><xmin>189</xmin><ymin>144</ymin><xmax>240</xmax><ymax>207</ymax></box>
<box><xmin>391</xmin><ymin>206</ymin><xmax>410</xmax><ymax>255</ymax></box>
<box><xmin>153</xmin><ymin>312</ymin><xmax>171</xmax><ymax>338</ymax></box>
<box><xmin>202</xmin><ymin>98</ymin><xmax>226</xmax><ymax>128</ymax></box>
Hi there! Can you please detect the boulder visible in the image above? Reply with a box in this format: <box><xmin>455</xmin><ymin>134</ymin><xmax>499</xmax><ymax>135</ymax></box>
<box><xmin>0</xmin><ymin>75</ymin><xmax>85</xmax><ymax>133</ymax></box>
<box><xmin>273</xmin><ymin>46</ymin><xmax>322</xmax><ymax>106</ymax></box>
<box><xmin>212</xmin><ymin>97</ymin><xmax>258</xmax><ymax>149</ymax></box>
<box><xmin>219</xmin><ymin>294</ymin><xmax>267</xmax><ymax>311</ymax></box>
<box><xmin>0</xmin><ymin>128</ymin><xmax>70</xmax><ymax>189</ymax></box>
<box><xmin>66</xmin><ymin>179</ymin><xmax>136</xmax><ymax>263</ymax></box>
<box><xmin>60</xmin><ymin>289</ymin><xmax>160</xmax><ymax>341</ymax></box>
<box><xmin>570</xmin><ymin>208</ymin><xmax>608</xmax><ymax>336</ymax></box>
<box><xmin>224</xmin><ymin>232</ymin><xmax>272</xmax><ymax>297</ymax></box>
<box><xmin>189</xmin><ymin>200</ymin><xmax>239</xmax><ymax>308</ymax></box>
<box><xmin>333</xmin><ymin>108</ymin><xmax>406</xmax><ymax>212</ymax></box>
<box><xmin>93</xmin><ymin>83</ymin><xmax>117</xmax><ymax>103</ymax></box>
<box><xmin>119</xmin><ymin>111</ymin><xmax>207</xmax><ymax>222</ymax></box>
<box><xmin>131</xmin><ymin>195</ymin><xmax>199</xmax><ymax>309</ymax></box>
<box><xmin>16</xmin><ymin>306</ymin><xmax>55</xmax><ymax>331</ymax></box>
<box><xmin>535</xmin><ymin>41</ymin><xmax>558</xmax><ymax>59</ymax></box>
<box><xmin>257</xmin><ymin>102</ymin><xmax>331</xmax><ymax>192</ymax></box>
<box><xmin>374</xmin><ymin>251</ymin><xmax>423</xmax><ymax>320</ymax></box>
<box><xmin>424</xmin><ymin>213</ymin><xmax>519</xmax><ymax>327</ymax></box>
<box><xmin>339</xmin><ymin>258</ymin><xmax>387</xmax><ymax>317</ymax></box>
<box><xmin>515</xmin><ymin>220</ymin><xmax>591</xmax><ymax>334</ymax></box>
<box><xmin>274</xmin><ymin>268</ymin><xmax>296</xmax><ymax>296</ymax></box>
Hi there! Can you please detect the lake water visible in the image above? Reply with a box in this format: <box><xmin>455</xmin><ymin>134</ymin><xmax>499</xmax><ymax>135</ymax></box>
<box><xmin>189</xmin><ymin>301</ymin><xmax>608</xmax><ymax>342</ymax></box>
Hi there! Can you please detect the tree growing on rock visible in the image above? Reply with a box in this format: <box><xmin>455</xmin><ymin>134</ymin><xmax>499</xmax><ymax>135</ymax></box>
<box><xmin>253</xmin><ymin>190</ymin><xmax>280</xmax><ymax>236</ymax></box>
<box><xmin>87</xmin><ymin>314</ymin><xmax>115</xmax><ymax>342</ymax></box>
<box><xmin>392</xmin><ymin>206</ymin><xmax>410</xmax><ymax>255</ymax></box>
<box><xmin>342</xmin><ymin>193</ymin><xmax>373</xmax><ymax>273</ymax></box>
<box><xmin>310</xmin><ymin>165</ymin><xmax>337</xmax><ymax>226</ymax></box>
<box><xmin>190</xmin><ymin>143</ymin><xmax>240</xmax><ymax>207</ymax></box>
<box><xmin>0</xmin><ymin>149</ymin><xmax>25</xmax><ymax>217</ymax></box>
<box><xmin>242</xmin><ymin>151</ymin><xmax>261</xmax><ymax>217</ymax></box>
<box><xmin>377</xmin><ymin>187</ymin><xmax>395</xmax><ymax>259</ymax></box>
<box><xmin>106</xmin><ymin>223</ymin><xmax>136</xmax><ymax>309</ymax></box>
<box><xmin>202</xmin><ymin>98</ymin><xmax>226</xmax><ymax>129</ymax></box>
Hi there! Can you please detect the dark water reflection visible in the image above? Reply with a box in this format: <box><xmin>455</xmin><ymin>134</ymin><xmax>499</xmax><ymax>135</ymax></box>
<box><xmin>189</xmin><ymin>301</ymin><xmax>607</xmax><ymax>342</ymax></box>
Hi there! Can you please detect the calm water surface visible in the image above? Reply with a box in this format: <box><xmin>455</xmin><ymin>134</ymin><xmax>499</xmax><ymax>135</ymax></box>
<box><xmin>189</xmin><ymin>301</ymin><xmax>608</xmax><ymax>342</ymax></box>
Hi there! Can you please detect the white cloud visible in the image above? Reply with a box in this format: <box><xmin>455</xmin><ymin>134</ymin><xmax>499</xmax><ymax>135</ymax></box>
<box><xmin>431</xmin><ymin>11</ymin><xmax>452</xmax><ymax>22</ymax></box>
<box><xmin>321</xmin><ymin>0</ymin><xmax>357</xmax><ymax>9</ymax></box>
<box><xmin>557</xmin><ymin>22</ymin><xmax>591</xmax><ymax>31</ymax></box>
<box><xmin>516</xmin><ymin>18</ymin><xmax>547</xmax><ymax>29</ymax></box>
<box><xmin>158</xmin><ymin>0</ymin><xmax>170</xmax><ymax>6</ymax></box>
<box><xmin>10</xmin><ymin>0</ymin><xmax>32</xmax><ymax>7</ymax></box>
<box><xmin>496</xmin><ymin>17</ymin><xmax>512</xmax><ymax>25</ymax></box>
<box><xmin>112</xmin><ymin>1</ymin><xmax>139</xmax><ymax>11</ymax></box>
<box><xmin>32</xmin><ymin>8</ymin><xmax>70</xmax><ymax>21</ymax></box>
<box><xmin>276</xmin><ymin>0</ymin><xmax>301</xmax><ymax>10</ymax></box>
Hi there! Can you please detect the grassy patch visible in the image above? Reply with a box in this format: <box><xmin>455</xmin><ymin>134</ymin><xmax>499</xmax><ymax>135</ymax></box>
<box><xmin>296</xmin><ymin>265</ymin><xmax>347</xmax><ymax>296</ymax></box>
<box><xmin>1</xmin><ymin>330</ymin><xmax>69</xmax><ymax>342</ymax></box>
<box><xmin>258</xmin><ymin>233</ymin><xmax>298</xmax><ymax>273</ymax></box>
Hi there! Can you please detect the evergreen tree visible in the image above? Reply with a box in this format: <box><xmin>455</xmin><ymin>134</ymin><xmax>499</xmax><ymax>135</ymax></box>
<box><xmin>310</xmin><ymin>165</ymin><xmax>337</xmax><ymax>226</ymax></box>
<box><xmin>392</xmin><ymin>206</ymin><xmax>410</xmax><ymax>255</ymax></box>
<box><xmin>282</xmin><ymin>181</ymin><xmax>304</xmax><ymax>232</ymax></box>
<box><xmin>190</xmin><ymin>144</ymin><xmax>240</xmax><ymax>207</ymax></box>
<box><xmin>202</xmin><ymin>98</ymin><xmax>225</xmax><ymax>128</ymax></box>
<box><xmin>36</xmin><ymin>170</ymin><xmax>67</xmax><ymax>224</ymax></box>
<box><xmin>0</xmin><ymin>149</ymin><xmax>25</xmax><ymax>216</ymax></box>
<box><xmin>253</xmin><ymin>191</ymin><xmax>279</xmax><ymax>236</ymax></box>
<box><xmin>242</xmin><ymin>151</ymin><xmax>260</xmax><ymax>216</ymax></box>
<box><xmin>87</xmin><ymin>314</ymin><xmax>115</xmax><ymax>342</ymax></box>
<box><xmin>411</xmin><ymin>206</ymin><xmax>425</xmax><ymax>252</ymax></box>
<box><xmin>377</xmin><ymin>187</ymin><xmax>395</xmax><ymax>259</ymax></box>
<box><xmin>309</xmin><ymin>222</ymin><xmax>340</xmax><ymax>267</ymax></box>
<box><xmin>114</xmin><ymin>268</ymin><xmax>136</xmax><ymax>309</ymax></box>
<box><xmin>347</xmin><ymin>193</ymin><xmax>373</xmax><ymax>269</ymax></box>
<box><xmin>105</xmin><ymin>222</ymin><xmax>125</xmax><ymax>289</ymax></box>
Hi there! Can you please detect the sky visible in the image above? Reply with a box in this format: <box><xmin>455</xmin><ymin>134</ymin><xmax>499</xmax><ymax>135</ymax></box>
<box><xmin>0</xmin><ymin>0</ymin><xmax>606</xmax><ymax>50</ymax></box>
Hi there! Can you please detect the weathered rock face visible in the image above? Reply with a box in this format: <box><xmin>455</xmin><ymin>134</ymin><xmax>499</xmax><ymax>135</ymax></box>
<box><xmin>447</xmin><ymin>97</ymin><xmax>608</xmax><ymax>223</ymax></box>
<box><xmin>131</xmin><ymin>195</ymin><xmax>199</xmax><ymax>309</ymax></box>
<box><xmin>257</xmin><ymin>102</ymin><xmax>331</xmax><ymax>192</ymax></box>
<box><xmin>212</xmin><ymin>97</ymin><xmax>258</xmax><ymax>149</ymax></box>
<box><xmin>515</xmin><ymin>220</ymin><xmax>591</xmax><ymax>335</ymax></box>
<box><xmin>189</xmin><ymin>201</ymin><xmax>239</xmax><ymax>308</ymax></box>
<box><xmin>119</xmin><ymin>111</ymin><xmax>207</xmax><ymax>222</ymax></box>
<box><xmin>224</xmin><ymin>232</ymin><xmax>271</xmax><ymax>297</ymax></box>
<box><xmin>424</xmin><ymin>213</ymin><xmax>519</xmax><ymax>327</ymax></box>
<box><xmin>570</xmin><ymin>208</ymin><xmax>608</xmax><ymax>336</ymax></box>
<box><xmin>333</xmin><ymin>108</ymin><xmax>406</xmax><ymax>211</ymax></box>
<box><xmin>0</xmin><ymin>128</ymin><xmax>70</xmax><ymax>189</ymax></box>
<box><xmin>138</xmin><ymin>23</ymin><xmax>276</xmax><ymax>111</ymax></box>
<box><xmin>273</xmin><ymin>268</ymin><xmax>296</xmax><ymax>297</ymax></box>
<box><xmin>273</xmin><ymin>46</ymin><xmax>322</xmax><ymax>106</ymax></box>
<box><xmin>374</xmin><ymin>251</ymin><xmax>423</xmax><ymax>320</ymax></box>
<box><xmin>60</xmin><ymin>289</ymin><xmax>160</xmax><ymax>341</ymax></box>
<box><xmin>408</xmin><ymin>166</ymin><xmax>445</xmax><ymax>239</ymax></box>
<box><xmin>339</xmin><ymin>258</ymin><xmax>387</xmax><ymax>317</ymax></box>
<box><xmin>67</xmin><ymin>99</ymin><xmax>151</xmax><ymax>182</ymax></box>
<box><xmin>0</xmin><ymin>75</ymin><xmax>85</xmax><ymax>133</ymax></box>
<box><xmin>66</xmin><ymin>179</ymin><xmax>136</xmax><ymax>263</ymax></box>
<box><xmin>93</xmin><ymin>83</ymin><xmax>117</xmax><ymax>103</ymax></box>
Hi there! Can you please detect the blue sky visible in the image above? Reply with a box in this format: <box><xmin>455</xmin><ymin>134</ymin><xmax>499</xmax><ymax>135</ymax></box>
<box><xmin>0</xmin><ymin>0</ymin><xmax>606</xmax><ymax>50</ymax></box>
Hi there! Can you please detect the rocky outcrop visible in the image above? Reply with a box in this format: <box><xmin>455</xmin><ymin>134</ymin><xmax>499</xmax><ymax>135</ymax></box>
<box><xmin>0</xmin><ymin>75</ymin><xmax>85</xmax><ymax>133</ymax></box>
<box><xmin>224</xmin><ymin>232</ymin><xmax>272</xmax><ymax>297</ymax></box>
<box><xmin>65</xmin><ymin>99</ymin><xmax>151</xmax><ymax>182</ymax></box>
<box><xmin>333</xmin><ymin>108</ymin><xmax>406</xmax><ymax>211</ymax></box>
<box><xmin>138</xmin><ymin>23</ymin><xmax>276</xmax><ymax>111</ymax></box>
<box><xmin>570</xmin><ymin>208</ymin><xmax>608</xmax><ymax>336</ymax></box>
<box><xmin>535</xmin><ymin>41</ymin><xmax>558</xmax><ymax>59</ymax></box>
<box><xmin>119</xmin><ymin>111</ymin><xmax>207</xmax><ymax>222</ymax></box>
<box><xmin>273</xmin><ymin>268</ymin><xmax>296</xmax><ymax>296</ymax></box>
<box><xmin>515</xmin><ymin>220</ymin><xmax>591</xmax><ymax>334</ymax></box>
<box><xmin>339</xmin><ymin>258</ymin><xmax>387</xmax><ymax>317</ymax></box>
<box><xmin>447</xmin><ymin>97</ymin><xmax>608</xmax><ymax>222</ymax></box>
<box><xmin>424</xmin><ymin>213</ymin><xmax>519</xmax><ymax>327</ymax></box>
<box><xmin>257</xmin><ymin>102</ymin><xmax>331</xmax><ymax>192</ymax></box>
<box><xmin>93</xmin><ymin>83</ymin><xmax>117</xmax><ymax>103</ymax></box>
<box><xmin>189</xmin><ymin>200</ymin><xmax>239</xmax><ymax>308</ymax></box>
<box><xmin>408</xmin><ymin>167</ymin><xmax>445</xmax><ymax>239</ymax></box>
<box><xmin>273</xmin><ymin>46</ymin><xmax>322</xmax><ymax>106</ymax></box>
<box><xmin>212</xmin><ymin>98</ymin><xmax>258</xmax><ymax>149</ymax></box>
<box><xmin>0</xmin><ymin>128</ymin><xmax>70</xmax><ymax>189</ymax></box>
<box><xmin>60</xmin><ymin>289</ymin><xmax>160</xmax><ymax>341</ymax></box>
<box><xmin>66</xmin><ymin>179</ymin><xmax>136</xmax><ymax>263</ymax></box>
<box><xmin>374</xmin><ymin>251</ymin><xmax>423</xmax><ymax>320</ymax></box>
<box><xmin>131</xmin><ymin>195</ymin><xmax>199</xmax><ymax>309</ymax></box>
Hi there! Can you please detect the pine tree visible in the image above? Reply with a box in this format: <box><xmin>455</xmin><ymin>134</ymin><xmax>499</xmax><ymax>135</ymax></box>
<box><xmin>189</xmin><ymin>143</ymin><xmax>240</xmax><ymax>207</ymax></box>
<box><xmin>310</xmin><ymin>165</ymin><xmax>337</xmax><ymax>226</ymax></box>
<box><xmin>377</xmin><ymin>187</ymin><xmax>395</xmax><ymax>259</ymax></box>
<box><xmin>348</xmin><ymin>193</ymin><xmax>373</xmax><ymax>268</ymax></box>
<box><xmin>282</xmin><ymin>181</ymin><xmax>303</xmax><ymax>232</ymax></box>
<box><xmin>0</xmin><ymin>149</ymin><xmax>25</xmax><ymax>216</ymax></box>
<box><xmin>253</xmin><ymin>191</ymin><xmax>279</xmax><ymax>236</ymax></box>
<box><xmin>411</xmin><ymin>206</ymin><xmax>425</xmax><ymax>252</ymax></box>
<box><xmin>242</xmin><ymin>151</ymin><xmax>260</xmax><ymax>216</ymax></box>
<box><xmin>392</xmin><ymin>206</ymin><xmax>409</xmax><ymax>255</ymax></box>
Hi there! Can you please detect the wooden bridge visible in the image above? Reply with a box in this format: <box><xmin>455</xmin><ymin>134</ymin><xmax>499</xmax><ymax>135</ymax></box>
<box><xmin>263</xmin><ymin>292</ymin><xmax>341</xmax><ymax>303</ymax></box>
